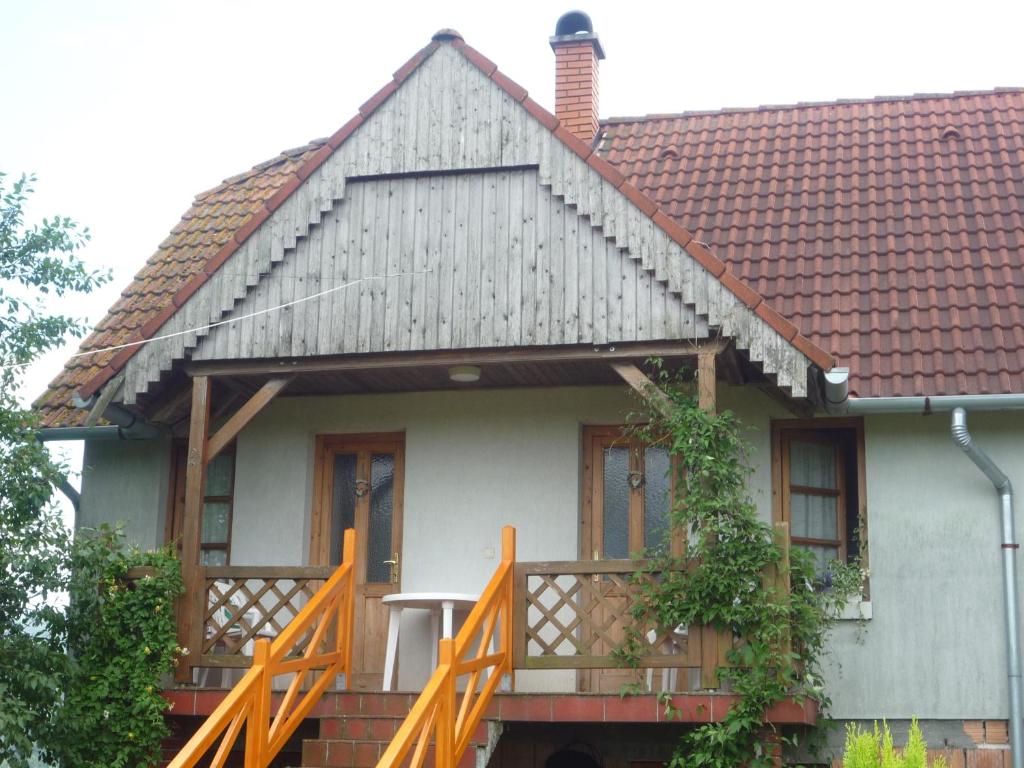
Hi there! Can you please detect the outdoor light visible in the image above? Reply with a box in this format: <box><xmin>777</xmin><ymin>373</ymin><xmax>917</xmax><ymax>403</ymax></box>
<box><xmin>448</xmin><ymin>365</ymin><xmax>481</xmax><ymax>383</ymax></box>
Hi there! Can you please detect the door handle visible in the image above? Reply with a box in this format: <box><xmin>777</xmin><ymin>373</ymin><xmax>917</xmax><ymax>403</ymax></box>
<box><xmin>383</xmin><ymin>553</ymin><xmax>400</xmax><ymax>584</ymax></box>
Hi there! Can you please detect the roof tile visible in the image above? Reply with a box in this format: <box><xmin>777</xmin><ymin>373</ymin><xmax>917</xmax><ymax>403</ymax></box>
<box><xmin>599</xmin><ymin>89</ymin><xmax>1024</xmax><ymax>397</ymax></box>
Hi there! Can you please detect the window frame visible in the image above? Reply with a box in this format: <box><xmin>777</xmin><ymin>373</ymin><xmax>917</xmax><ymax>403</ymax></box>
<box><xmin>771</xmin><ymin>417</ymin><xmax>868</xmax><ymax>592</ymax></box>
<box><xmin>165</xmin><ymin>442</ymin><xmax>236</xmax><ymax>566</ymax></box>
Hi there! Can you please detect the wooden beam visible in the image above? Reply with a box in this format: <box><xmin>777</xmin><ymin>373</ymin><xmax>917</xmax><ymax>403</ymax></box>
<box><xmin>609</xmin><ymin>362</ymin><xmax>672</xmax><ymax>415</ymax></box>
<box><xmin>696</xmin><ymin>350</ymin><xmax>726</xmax><ymax>690</ymax></box>
<box><xmin>175</xmin><ymin>375</ymin><xmax>210</xmax><ymax>683</ymax></box>
<box><xmin>184</xmin><ymin>340</ymin><xmax>729</xmax><ymax>378</ymax></box>
<box><xmin>206</xmin><ymin>377</ymin><xmax>292</xmax><ymax>462</ymax></box>
<box><xmin>83</xmin><ymin>372</ymin><xmax>124</xmax><ymax>427</ymax></box>
<box><xmin>697</xmin><ymin>351</ymin><xmax>717</xmax><ymax>412</ymax></box>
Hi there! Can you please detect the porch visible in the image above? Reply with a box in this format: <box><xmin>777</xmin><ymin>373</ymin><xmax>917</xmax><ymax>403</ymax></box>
<box><xmin>149</xmin><ymin>340</ymin><xmax>811</xmax><ymax>767</ymax></box>
<box><xmin>160</xmin><ymin>339</ymin><xmax>808</xmax><ymax>691</ymax></box>
<box><xmin>159</xmin><ymin>537</ymin><xmax>806</xmax><ymax>768</ymax></box>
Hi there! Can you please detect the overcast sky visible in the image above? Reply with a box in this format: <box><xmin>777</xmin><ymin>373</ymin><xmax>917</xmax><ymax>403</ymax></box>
<box><xmin>3</xmin><ymin>0</ymin><xmax>1022</xmax><ymax>485</ymax></box>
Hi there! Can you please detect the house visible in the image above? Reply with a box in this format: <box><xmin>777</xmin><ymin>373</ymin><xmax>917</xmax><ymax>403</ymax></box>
<box><xmin>35</xmin><ymin>10</ymin><xmax>1024</xmax><ymax>768</ymax></box>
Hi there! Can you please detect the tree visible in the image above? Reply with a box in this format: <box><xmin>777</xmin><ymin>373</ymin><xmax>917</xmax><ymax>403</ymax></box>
<box><xmin>0</xmin><ymin>172</ymin><xmax>108</xmax><ymax>767</ymax></box>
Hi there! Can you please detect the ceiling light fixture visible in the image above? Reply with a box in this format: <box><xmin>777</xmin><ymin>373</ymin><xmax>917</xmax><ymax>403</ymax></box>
<box><xmin>448</xmin><ymin>365</ymin><xmax>481</xmax><ymax>383</ymax></box>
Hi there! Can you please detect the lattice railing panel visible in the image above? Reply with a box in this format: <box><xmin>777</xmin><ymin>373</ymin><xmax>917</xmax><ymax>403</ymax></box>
<box><xmin>200</xmin><ymin>566</ymin><xmax>333</xmax><ymax>667</ymax></box>
<box><xmin>513</xmin><ymin>560</ymin><xmax>731</xmax><ymax>688</ymax></box>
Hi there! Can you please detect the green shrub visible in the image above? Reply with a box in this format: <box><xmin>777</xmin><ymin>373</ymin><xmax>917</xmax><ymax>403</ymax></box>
<box><xmin>842</xmin><ymin>720</ymin><xmax>946</xmax><ymax>768</ymax></box>
<box><xmin>42</xmin><ymin>525</ymin><xmax>183</xmax><ymax>768</ymax></box>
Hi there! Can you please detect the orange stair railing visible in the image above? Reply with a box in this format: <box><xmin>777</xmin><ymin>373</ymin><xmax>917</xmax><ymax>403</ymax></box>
<box><xmin>168</xmin><ymin>529</ymin><xmax>357</xmax><ymax>768</ymax></box>
<box><xmin>376</xmin><ymin>526</ymin><xmax>516</xmax><ymax>768</ymax></box>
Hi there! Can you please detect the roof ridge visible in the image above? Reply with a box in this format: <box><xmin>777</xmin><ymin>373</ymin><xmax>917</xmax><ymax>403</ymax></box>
<box><xmin>600</xmin><ymin>86</ymin><xmax>1024</xmax><ymax>125</ymax></box>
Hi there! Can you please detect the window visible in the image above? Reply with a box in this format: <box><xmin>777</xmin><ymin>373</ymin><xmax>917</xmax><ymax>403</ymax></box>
<box><xmin>166</xmin><ymin>445</ymin><xmax>236</xmax><ymax>566</ymax></box>
<box><xmin>200</xmin><ymin>452</ymin><xmax>235</xmax><ymax>565</ymax></box>
<box><xmin>772</xmin><ymin>419</ymin><xmax>865</xmax><ymax>578</ymax></box>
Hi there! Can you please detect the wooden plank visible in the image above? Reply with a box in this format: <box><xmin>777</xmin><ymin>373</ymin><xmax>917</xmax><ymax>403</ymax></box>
<box><xmin>393</xmin><ymin>176</ymin><xmax>416</xmax><ymax>351</ymax></box>
<box><xmin>314</xmin><ymin>203</ymin><xmax>339</xmax><ymax>356</ymax></box>
<box><xmin>176</xmin><ymin>375</ymin><xmax>210</xmax><ymax>683</ymax></box>
<box><xmin>520</xmin><ymin>174</ymin><xmax>538</xmax><ymax>344</ymax></box>
<box><xmin>515</xmin><ymin>558</ymin><xmax>666</xmax><ymax>575</ymax></box>
<box><xmin>457</xmin><ymin>173</ymin><xmax>477</xmax><ymax>348</ymax></box>
<box><xmin>410</xmin><ymin>176</ymin><xmax>430</xmax><ymax>350</ymax></box>
<box><xmin>534</xmin><ymin>183</ymin><xmax>551</xmax><ymax>345</ymax></box>
<box><xmin>206</xmin><ymin>377</ymin><xmax>292</xmax><ymax>461</ymax></box>
<box><xmin>369</xmin><ymin>178</ymin><xmax>391</xmax><ymax>353</ymax></box>
<box><xmin>433</xmin><ymin>174</ymin><xmax>454</xmax><ymax>349</ymax></box>
<box><xmin>185</xmin><ymin>339</ymin><xmax>728</xmax><ymax>377</ymax></box>
<box><xmin>524</xmin><ymin>655</ymin><xmax>694</xmax><ymax>670</ymax></box>
<box><xmin>507</xmin><ymin>170</ymin><xmax>525</xmax><ymax>345</ymax></box>
<box><xmin>493</xmin><ymin>170</ymin><xmax>510</xmax><ymax>347</ymax></box>
<box><xmin>355</xmin><ymin>182</ymin><xmax>375</xmax><ymax>353</ymax></box>
<box><xmin>83</xmin><ymin>372</ymin><xmax>124</xmax><ymax>427</ymax></box>
<box><xmin>422</xmin><ymin>177</ymin><xmax>442</xmax><ymax>351</ymax></box>
<box><xmin>610</xmin><ymin>362</ymin><xmax>672</xmax><ymax>414</ymax></box>
<box><xmin>202</xmin><ymin>564</ymin><xmax>333</xmax><ymax>579</ymax></box>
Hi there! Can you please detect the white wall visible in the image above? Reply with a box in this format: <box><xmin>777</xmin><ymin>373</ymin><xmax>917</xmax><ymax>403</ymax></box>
<box><xmin>825</xmin><ymin>410</ymin><xmax>1023</xmax><ymax>719</ymax></box>
<box><xmin>80</xmin><ymin>437</ymin><xmax>171</xmax><ymax>550</ymax></box>
<box><xmin>232</xmin><ymin>386</ymin><xmax>643</xmax><ymax>690</ymax></box>
<box><xmin>78</xmin><ymin>387</ymin><xmax>1024</xmax><ymax>718</ymax></box>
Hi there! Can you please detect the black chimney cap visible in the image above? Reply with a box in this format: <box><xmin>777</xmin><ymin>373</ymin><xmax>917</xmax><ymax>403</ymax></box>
<box><xmin>554</xmin><ymin>10</ymin><xmax>593</xmax><ymax>36</ymax></box>
<box><xmin>550</xmin><ymin>10</ymin><xmax>605</xmax><ymax>58</ymax></box>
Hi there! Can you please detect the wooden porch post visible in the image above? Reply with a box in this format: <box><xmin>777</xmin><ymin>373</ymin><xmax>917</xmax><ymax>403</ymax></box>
<box><xmin>696</xmin><ymin>351</ymin><xmax>731</xmax><ymax>689</ymax></box>
<box><xmin>176</xmin><ymin>375</ymin><xmax>210</xmax><ymax>683</ymax></box>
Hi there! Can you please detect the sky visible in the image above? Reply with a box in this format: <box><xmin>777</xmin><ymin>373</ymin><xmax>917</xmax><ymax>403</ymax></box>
<box><xmin>3</xmin><ymin>0</ymin><xmax>1023</xmax><ymax>500</ymax></box>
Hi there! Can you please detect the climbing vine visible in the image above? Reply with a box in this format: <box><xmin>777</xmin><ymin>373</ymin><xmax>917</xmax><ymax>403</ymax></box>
<box><xmin>617</xmin><ymin>361</ymin><xmax>863</xmax><ymax>768</ymax></box>
<box><xmin>43</xmin><ymin>524</ymin><xmax>184</xmax><ymax>768</ymax></box>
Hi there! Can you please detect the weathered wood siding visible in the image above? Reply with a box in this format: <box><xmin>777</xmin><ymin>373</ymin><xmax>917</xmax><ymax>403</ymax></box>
<box><xmin>190</xmin><ymin>170</ymin><xmax>708</xmax><ymax>361</ymax></box>
<box><xmin>122</xmin><ymin>43</ymin><xmax>811</xmax><ymax>402</ymax></box>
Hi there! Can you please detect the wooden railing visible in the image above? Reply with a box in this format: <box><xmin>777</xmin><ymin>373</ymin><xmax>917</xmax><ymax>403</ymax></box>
<box><xmin>512</xmin><ymin>522</ymin><xmax>793</xmax><ymax>690</ymax></box>
<box><xmin>199</xmin><ymin>565</ymin><xmax>334</xmax><ymax>670</ymax></box>
<box><xmin>167</xmin><ymin>529</ymin><xmax>356</xmax><ymax>768</ymax></box>
<box><xmin>513</xmin><ymin>558</ymin><xmax>731</xmax><ymax>689</ymax></box>
<box><xmin>376</xmin><ymin>526</ymin><xmax>516</xmax><ymax>768</ymax></box>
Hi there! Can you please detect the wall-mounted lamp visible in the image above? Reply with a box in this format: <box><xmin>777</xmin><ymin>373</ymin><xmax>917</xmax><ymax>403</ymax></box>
<box><xmin>448</xmin><ymin>365</ymin><xmax>481</xmax><ymax>383</ymax></box>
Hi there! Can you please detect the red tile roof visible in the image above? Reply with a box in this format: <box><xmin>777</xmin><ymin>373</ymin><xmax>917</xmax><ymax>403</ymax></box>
<box><xmin>37</xmin><ymin>35</ymin><xmax>835</xmax><ymax>428</ymax></box>
<box><xmin>33</xmin><ymin>141</ymin><xmax>329</xmax><ymax>427</ymax></box>
<box><xmin>598</xmin><ymin>89</ymin><xmax>1024</xmax><ymax>398</ymax></box>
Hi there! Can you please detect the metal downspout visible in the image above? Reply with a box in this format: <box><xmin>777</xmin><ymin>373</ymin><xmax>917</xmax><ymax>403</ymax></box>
<box><xmin>951</xmin><ymin>408</ymin><xmax>1023</xmax><ymax>768</ymax></box>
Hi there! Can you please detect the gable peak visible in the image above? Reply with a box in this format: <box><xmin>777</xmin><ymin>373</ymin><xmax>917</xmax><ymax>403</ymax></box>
<box><xmin>431</xmin><ymin>28</ymin><xmax>463</xmax><ymax>43</ymax></box>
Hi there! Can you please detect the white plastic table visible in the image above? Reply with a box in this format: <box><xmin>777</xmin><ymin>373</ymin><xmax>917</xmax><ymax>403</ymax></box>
<box><xmin>381</xmin><ymin>592</ymin><xmax>479</xmax><ymax>692</ymax></box>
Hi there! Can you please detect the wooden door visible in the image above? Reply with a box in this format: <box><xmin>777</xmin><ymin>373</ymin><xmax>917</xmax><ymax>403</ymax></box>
<box><xmin>580</xmin><ymin>426</ymin><xmax>674</xmax><ymax>693</ymax></box>
<box><xmin>312</xmin><ymin>433</ymin><xmax>405</xmax><ymax>690</ymax></box>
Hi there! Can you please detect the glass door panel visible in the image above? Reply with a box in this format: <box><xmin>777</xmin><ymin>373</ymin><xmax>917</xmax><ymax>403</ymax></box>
<box><xmin>602</xmin><ymin>445</ymin><xmax>630</xmax><ymax>559</ymax></box>
<box><xmin>367</xmin><ymin>453</ymin><xmax>396</xmax><ymax>584</ymax></box>
<box><xmin>330</xmin><ymin>453</ymin><xmax>358</xmax><ymax>566</ymax></box>
<box><xmin>643</xmin><ymin>446</ymin><xmax>671</xmax><ymax>555</ymax></box>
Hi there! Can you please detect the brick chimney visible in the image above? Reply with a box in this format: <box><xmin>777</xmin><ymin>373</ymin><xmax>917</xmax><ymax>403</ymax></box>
<box><xmin>550</xmin><ymin>11</ymin><xmax>605</xmax><ymax>145</ymax></box>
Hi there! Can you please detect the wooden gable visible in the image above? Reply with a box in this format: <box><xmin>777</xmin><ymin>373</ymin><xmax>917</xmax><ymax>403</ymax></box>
<box><xmin>120</xmin><ymin>41</ymin><xmax>817</xmax><ymax>404</ymax></box>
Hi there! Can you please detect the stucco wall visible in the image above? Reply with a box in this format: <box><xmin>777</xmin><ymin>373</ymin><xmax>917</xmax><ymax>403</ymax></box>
<box><xmin>76</xmin><ymin>387</ymin><xmax>1024</xmax><ymax>718</ymax></box>
<box><xmin>825</xmin><ymin>410</ymin><xmax>1023</xmax><ymax>719</ymax></box>
<box><xmin>79</xmin><ymin>437</ymin><xmax>171</xmax><ymax>551</ymax></box>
